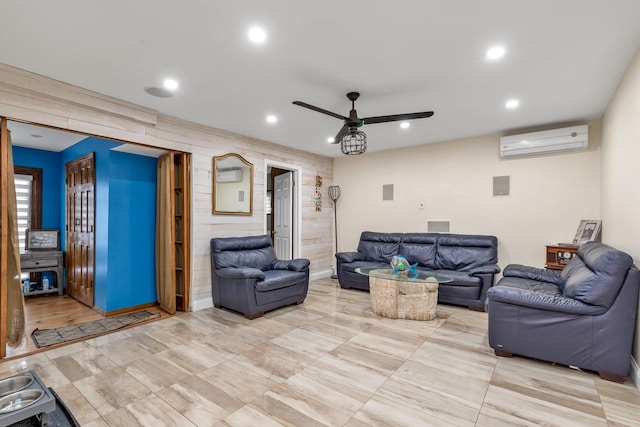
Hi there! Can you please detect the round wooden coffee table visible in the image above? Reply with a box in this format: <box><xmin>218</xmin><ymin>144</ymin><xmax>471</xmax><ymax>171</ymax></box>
<box><xmin>356</xmin><ymin>268</ymin><xmax>452</xmax><ymax>320</ymax></box>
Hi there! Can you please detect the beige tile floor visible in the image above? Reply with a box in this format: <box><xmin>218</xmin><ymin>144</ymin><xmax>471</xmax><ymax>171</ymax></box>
<box><xmin>2</xmin><ymin>278</ymin><xmax>640</xmax><ymax>426</ymax></box>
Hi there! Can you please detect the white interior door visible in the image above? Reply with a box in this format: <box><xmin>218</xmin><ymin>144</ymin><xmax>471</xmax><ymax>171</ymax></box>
<box><xmin>274</xmin><ymin>172</ymin><xmax>292</xmax><ymax>259</ymax></box>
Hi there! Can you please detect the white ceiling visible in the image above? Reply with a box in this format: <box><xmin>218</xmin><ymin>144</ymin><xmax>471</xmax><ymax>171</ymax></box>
<box><xmin>8</xmin><ymin>120</ymin><xmax>167</xmax><ymax>158</ymax></box>
<box><xmin>7</xmin><ymin>121</ymin><xmax>87</xmax><ymax>152</ymax></box>
<box><xmin>2</xmin><ymin>1</ymin><xmax>640</xmax><ymax>158</ymax></box>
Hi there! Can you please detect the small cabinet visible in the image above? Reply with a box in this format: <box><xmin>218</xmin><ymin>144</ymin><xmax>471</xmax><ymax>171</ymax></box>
<box><xmin>20</xmin><ymin>250</ymin><xmax>64</xmax><ymax>296</ymax></box>
<box><xmin>545</xmin><ymin>245</ymin><xmax>578</xmax><ymax>270</ymax></box>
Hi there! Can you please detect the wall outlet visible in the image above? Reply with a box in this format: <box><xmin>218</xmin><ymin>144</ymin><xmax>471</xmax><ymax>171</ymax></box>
<box><xmin>419</xmin><ymin>202</ymin><xmax>425</xmax><ymax>210</ymax></box>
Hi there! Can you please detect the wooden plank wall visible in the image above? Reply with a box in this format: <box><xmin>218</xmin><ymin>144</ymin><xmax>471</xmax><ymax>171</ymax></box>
<box><xmin>0</xmin><ymin>63</ymin><xmax>335</xmax><ymax>310</ymax></box>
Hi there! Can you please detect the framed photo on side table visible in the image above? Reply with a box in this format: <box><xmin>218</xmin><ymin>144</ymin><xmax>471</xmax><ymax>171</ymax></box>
<box><xmin>25</xmin><ymin>229</ymin><xmax>60</xmax><ymax>250</ymax></box>
<box><xmin>573</xmin><ymin>220</ymin><xmax>602</xmax><ymax>245</ymax></box>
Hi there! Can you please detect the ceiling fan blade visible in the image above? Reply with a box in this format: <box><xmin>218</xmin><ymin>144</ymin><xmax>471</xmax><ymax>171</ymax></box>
<box><xmin>333</xmin><ymin>125</ymin><xmax>349</xmax><ymax>144</ymax></box>
<box><xmin>292</xmin><ymin>101</ymin><xmax>348</xmax><ymax>121</ymax></box>
<box><xmin>362</xmin><ymin>111</ymin><xmax>434</xmax><ymax>125</ymax></box>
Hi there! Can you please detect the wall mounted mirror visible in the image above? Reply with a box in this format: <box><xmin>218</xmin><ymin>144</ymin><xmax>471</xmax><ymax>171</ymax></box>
<box><xmin>213</xmin><ymin>153</ymin><xmax>253</xmax><ymax>215</ymax></box>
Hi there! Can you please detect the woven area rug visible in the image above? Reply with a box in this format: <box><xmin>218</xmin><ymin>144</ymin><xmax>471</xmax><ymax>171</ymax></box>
<box><xmin>31</xmin><ymin>310</ymin><xmax>160</xmax><ymax>348</ymax></box>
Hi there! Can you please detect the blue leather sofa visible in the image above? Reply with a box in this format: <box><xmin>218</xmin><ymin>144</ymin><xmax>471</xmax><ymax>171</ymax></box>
<box><xmin>336</xmin><ymin>231</ymin><xmax>500</xmax><ymax>310</ymax></box>
<box><xmin>487</xmin><ymin>241</ymin><xmax>639</xmax><ymax>382</ymax></box>
<box><xmin>210</xmin><ymin>235</ymin><xmax>310</xmax><ymax>319</ymax></box>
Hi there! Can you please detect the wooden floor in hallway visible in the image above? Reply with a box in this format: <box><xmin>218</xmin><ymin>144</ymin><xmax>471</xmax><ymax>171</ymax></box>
<box><xmin>5</xmin><ymin>295</ymin><xmax>169</xmax><ymax>359</ymax></box>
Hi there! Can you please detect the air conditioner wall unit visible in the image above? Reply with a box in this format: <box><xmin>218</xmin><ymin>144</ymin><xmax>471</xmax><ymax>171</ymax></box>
<box><xmin>217</xmin><ymin>168</ymin><xmax>243</xmax><ymax>182</ymax></box>
<box><xmin>500</xmin><ymin>125</ymin><xmax>588</xmax><ymax>158</ymax></box>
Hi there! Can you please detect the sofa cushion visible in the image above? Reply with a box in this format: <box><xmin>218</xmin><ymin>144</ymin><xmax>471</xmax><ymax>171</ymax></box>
<box><xmin>357</xmin><ymin>232</ymin><xmax>402</xmax><ymax>263</ymax></box>
<box><xmin>438</xmin><ymin>283</ymin><xmax>481</xmax><ymax>300</ymax></box>
<box><xmin>399</xmin><ymin>233</ymin><xmax>438</xmax><ymax>269</ymax></box>
<box><xmin>255</xmin><ymin>270</ymin><xmax>307</xmax><ymax>292</ymax></box>
<box><xmin>494</xmin><ymin>277</ymin><xmax>563</xmax><ymax>298</ymax></box>
<box><xmin>426</xmin><ymin>269</ymin><xmax>482</xmax><ymax>287</ymax></box>
<box><xmin>340</xmin><ymin>260</ymin><xmax>390</xmax><ymax>273</ymax></box>
<box><xmin>435</xmin><ymin>234</ymin><xmax>498</xmax><ymax>272</ymax></box>
<box><xmin>561</xmin><ymin>242</ymin><xmax>633</xmax><ymax>307</ymax></box>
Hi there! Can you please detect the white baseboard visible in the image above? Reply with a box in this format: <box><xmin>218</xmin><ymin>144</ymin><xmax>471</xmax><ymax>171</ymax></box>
<box><xmin>310</xmin><ymin>268</ymin><xmax>333</xmax><ymax>281</ymax></box>
<box><xmin>191</xmin><ymin>296</ymin><xmax>214</xmax><ymax>312</ymax></box>
<box><xmin>631</xmin><ymin>356</ymin><xmax>640</xmax><ymax>390</ymax></box>
<box><xmin>190</xmin><ymin>269</ymin><xmax>333</xmax><ymax>312</ymax></box>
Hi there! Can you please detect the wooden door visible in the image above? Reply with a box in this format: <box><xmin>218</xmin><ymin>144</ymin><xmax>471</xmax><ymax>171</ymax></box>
<box><xmin>66</xmin><ymin>153</ymin><xmax>95</xmax><ymax>307</ymax></box>
<box><xmin>274</xmin><ymin>172</ymin><xmax>293</xmax><ymax>259</ymax></box>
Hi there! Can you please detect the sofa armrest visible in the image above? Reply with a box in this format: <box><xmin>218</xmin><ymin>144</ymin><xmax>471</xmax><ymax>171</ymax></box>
<box><xmin>270</xmin><ymin>258</ymin><xmax>310</xmax><ymax>272</ymax></box>
<box><xmin>336</xmin><ymin>251</ymin><xmax>366</xmax><ymax>263</ymax></box>
<box><xmin>469</xmin><ymin>264</ymin><xmax>501</xmax><ymax>275</ymax></box>
<box><xmin>503</xmin><ymin>264</ymin><xmax>562</xmax><ymax>284</ymax></box>
<box><xmin>487</xmin><ymin>286</ymin><xmax>606</xmax><ymax>315</ymax></box>
<box><xmin>216</xmin><ymin>267</ymin><xmax>265</xmax><ymax>280</ymax></box>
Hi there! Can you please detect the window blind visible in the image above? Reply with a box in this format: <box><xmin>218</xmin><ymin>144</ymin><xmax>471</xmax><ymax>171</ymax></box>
<box><xmin>15</xmin><ymin>174</ymin><xmax>33</xmax><ymax>251</ymax></box>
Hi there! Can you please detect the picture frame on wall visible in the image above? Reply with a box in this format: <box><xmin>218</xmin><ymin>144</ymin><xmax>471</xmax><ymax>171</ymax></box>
<box><xmin>572</xmin><ymin>220</ymin><xmax>602</xmax><ymax>245</ymax></box>
<box><xmin>25</xmin><ymin>229</ymin><xmax>60</xmax><ymax>250</ymax></box>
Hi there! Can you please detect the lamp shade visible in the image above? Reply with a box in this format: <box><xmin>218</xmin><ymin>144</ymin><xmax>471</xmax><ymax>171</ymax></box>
<box><xmin>328</xmin><ymin>186</ymin><xmax>341</xmax><ymax>202</ymax></box>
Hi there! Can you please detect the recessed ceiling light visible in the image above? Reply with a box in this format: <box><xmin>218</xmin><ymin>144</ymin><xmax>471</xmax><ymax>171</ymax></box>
<box><xmin>163</xmin><ymin>79</ymin><xmax>178</xmax><ymax>90</ymax></box>
<box><xmin>486</xmin><ymin>46</ymin><xmax>506</xmax><ymax>60</ymax></box>
<box><xmin>327</xmin><ymin>137</ymin><xmax>335</xmax><ymax>143</ymax></box>
<box><xmin>248</xmin><ymin>27</ymin><xmax>267</xmax><ymax>43</ymax></box>
<box><xmin>400</xmin><ymin>122</ymin><xmax>410</xmax><ymax>129</ymax></box>
<box><xmin>266</xmin><ymin>115</ymin><xmax>277</xmax><ymax>123</ymax></box>
<box><xmin>506</xmin><ymin>99</ymin><xmax>520</xmax><ymax>109</ymax></box>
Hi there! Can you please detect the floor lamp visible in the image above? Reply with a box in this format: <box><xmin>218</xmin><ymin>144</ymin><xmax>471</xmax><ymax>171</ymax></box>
<box><xmin>328</xmin><ymin>185</ymin><xmax>341</xmax><ymax>279</ymax></box>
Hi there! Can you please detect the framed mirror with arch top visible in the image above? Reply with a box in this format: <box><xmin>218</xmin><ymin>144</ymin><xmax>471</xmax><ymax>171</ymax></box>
<box><xmin>213</xmin><ymin>153</ymin><xmax>253</xmax><ymax>215</ymax></box>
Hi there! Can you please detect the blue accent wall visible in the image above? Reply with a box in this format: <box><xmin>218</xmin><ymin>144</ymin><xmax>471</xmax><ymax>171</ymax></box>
<box><xmin>107</xmin><ymin>152</ymin><xmax>157</xmax><ymax>310</ymax></box>
<box><xmin>60</xmin><ymin>137</ymin><xmax>121</xmax><ymax>310</ymax></box>
<box><xmin>14</xmin><ymin>138</ymin><xmax>158</xmax><ymax>312</ymax></box>
<box><xmin>12</xmin><ymin>147</ymin><xmax>61</xmax><ymax>229</ymax></box>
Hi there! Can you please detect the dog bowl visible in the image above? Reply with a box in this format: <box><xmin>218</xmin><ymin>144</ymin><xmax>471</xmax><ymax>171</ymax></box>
<box><xmin>0</xmin><ymin>375</ymin><xmax>33</xmax><ymax>398</ymax></box>
<box><xmin>0</xmin><ymin>389</ymin><xmax>44</xmax><ymax>414</ymax></box>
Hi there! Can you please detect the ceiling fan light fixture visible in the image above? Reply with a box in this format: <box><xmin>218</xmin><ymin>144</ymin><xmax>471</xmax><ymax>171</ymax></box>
<box><xmin>292</xmin><ymin>91</ymin><xmax>434</xmax><ymax>155</ymax></box>
<box><xmin>341</xmin><ymin>130</ymin><xmax>367</xmax><ymax>155</ymax></box>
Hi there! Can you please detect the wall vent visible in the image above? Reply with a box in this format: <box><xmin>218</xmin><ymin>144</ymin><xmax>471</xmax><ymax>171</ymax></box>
<box><xmin>382</xmin><ymin>184</ymin><xmax>394</xmax><ymax>201</ymax></box>
<box><xmin>428</xmin><ymin>220</ymin><xmax>450</xmax><ymax>232</ymax></box>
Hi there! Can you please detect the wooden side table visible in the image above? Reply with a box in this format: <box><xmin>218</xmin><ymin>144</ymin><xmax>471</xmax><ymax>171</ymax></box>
<box><xmin>20</xmin><ymin>250</ymin><xmax>64</xmax><ymax>296</ymax></box>
<box><xmin>545</xmin><ymin>245</ymin><xmax>579</xmax><ymax>270</ymax></box>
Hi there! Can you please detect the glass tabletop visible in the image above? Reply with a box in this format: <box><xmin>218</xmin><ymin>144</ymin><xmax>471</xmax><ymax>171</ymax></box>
<box><xmin>355</xmin><ymin>267</ymin><xmax>453</xmax><ymax>283</ymax></box>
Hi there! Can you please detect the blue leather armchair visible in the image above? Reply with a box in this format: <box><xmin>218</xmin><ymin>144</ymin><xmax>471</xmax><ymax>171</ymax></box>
<box><xmin>210</xmin><ymin>235</ymin><xmax>310</xmax><ymax>319</ymax></box>
<box><xmin>487</xmin><ymin>242</ymin><xmax>640</xmax><ymax>382</ymax></box>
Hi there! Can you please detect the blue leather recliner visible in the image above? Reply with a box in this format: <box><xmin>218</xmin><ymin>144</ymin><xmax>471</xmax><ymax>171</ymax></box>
<box><xmin>487</xmin><ymin>241</ymin><xmax>640</xmax><ymax>382</ymax></box>
<box><xmin>210</xmin><ymin>235</ymin><xmax>310</xmax><ymax>319</ymax></box>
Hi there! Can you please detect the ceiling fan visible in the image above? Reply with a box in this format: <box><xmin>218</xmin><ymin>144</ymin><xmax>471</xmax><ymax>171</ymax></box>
<box><xmin>292</xmin><ymin>92</ymin><xmax>435</xmax><ymax>147</ymax></box>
